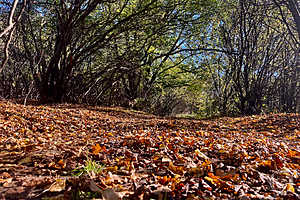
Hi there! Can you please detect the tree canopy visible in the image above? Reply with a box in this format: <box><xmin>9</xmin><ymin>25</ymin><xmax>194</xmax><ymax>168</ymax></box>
<box><xmin>0</xmin><ymin>0</ymin><xmax>299</xmax><ymax>116</ymax></box>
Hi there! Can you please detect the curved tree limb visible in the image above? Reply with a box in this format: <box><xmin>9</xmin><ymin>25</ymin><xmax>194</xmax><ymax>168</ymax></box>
<box><xmin>0</xmin><ymin>0</ymin><xmax>26</xmax><ymax>73</ymax></box>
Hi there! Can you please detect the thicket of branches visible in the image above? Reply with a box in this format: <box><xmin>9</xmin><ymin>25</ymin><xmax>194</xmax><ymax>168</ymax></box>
<box><xmin>0</xmin><ymin>0</ymin><xmax>299</xmax><ymax>116</ymax></box>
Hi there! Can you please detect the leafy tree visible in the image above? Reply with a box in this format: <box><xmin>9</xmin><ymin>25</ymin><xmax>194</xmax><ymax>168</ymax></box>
<box><xmin>5</xmin><ymin>0</ymin><xmax>220</xmax><ymax>106</ymax></box>
<box><xmin>1</xmin><ymin>0</ymin><xmax>297</xmax><ymax>117</ymax></box>
<box><xmin>271</xmin><ymin>0</ymin><xmax>300</xmax><ymax>112</ymax></box>
<box><xmin>17</xmin><ymin>0</ymin><xmax>162</xmax><ymax>102</ymax></box>
<box><xmin>206</xmin><ymin>0</ymin><xmax>297</xmax><ymax>115</ymax></box>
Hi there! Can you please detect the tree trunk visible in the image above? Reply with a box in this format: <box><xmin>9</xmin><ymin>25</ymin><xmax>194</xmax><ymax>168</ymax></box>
<box><xmin>296</xmin><ymin>49</ymin><xmax>300</xmax><ymax>113</ymax></box>
<box><xmin>287</xmin><ymin>0</ymin><xmax>300</xmax><ymax>113</ymax></box>
<box><xmin>38</xmin><ymin>63</ymin><xmax>66</xmax><ymax>104</ymax></box>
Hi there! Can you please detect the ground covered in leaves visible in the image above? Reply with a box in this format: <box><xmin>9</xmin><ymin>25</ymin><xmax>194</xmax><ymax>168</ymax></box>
<box><xmin>0</xmin><ymin>100</ymin><xmax>299</xmax><ymax>200</ymax></box>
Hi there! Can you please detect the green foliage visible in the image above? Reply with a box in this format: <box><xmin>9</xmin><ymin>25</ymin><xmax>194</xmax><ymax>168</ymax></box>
<box><xmin>71</xmin><ymin>190</ymin><xmax>101</xmax><ymax>200</ymax></box>
<box><xmin>73</xmin><ymin>157</ymin><xmax>104</xmax><ymax>177</ymax></box>
<box><xmin>0</xmin><ymin>0</ymin><xmax>298</xmax><ymax>116</ymax></box>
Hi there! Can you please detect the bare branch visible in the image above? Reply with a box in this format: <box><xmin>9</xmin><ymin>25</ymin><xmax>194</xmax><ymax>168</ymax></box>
<box><xmin>0</xmin><ymin>0</ymin><xmax>19</xmax><ymax>37</ymax></box>
<box><xmin>0</xmin><ymin>0</ymin><xmax>26</xmax><ymax>73</ymax></box>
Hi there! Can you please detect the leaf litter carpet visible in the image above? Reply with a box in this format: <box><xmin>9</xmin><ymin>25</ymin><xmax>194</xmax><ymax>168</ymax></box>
<box><xmin>0</xmin><ymin>100</ymin><xmax>299</xmax><ymax>199</ymax></box>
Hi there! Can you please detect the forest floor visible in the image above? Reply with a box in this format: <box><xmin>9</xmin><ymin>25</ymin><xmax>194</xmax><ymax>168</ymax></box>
<box><xmin>0</xmin><ymin>100</ymin><xmax>299</xmax><ymax>200</ymax></box>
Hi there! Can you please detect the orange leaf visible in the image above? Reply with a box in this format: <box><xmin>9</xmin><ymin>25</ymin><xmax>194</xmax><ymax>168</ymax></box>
<box><xmin>106</xmin><ymin>166</ymin><xmax>118</xmax><ymax>172</ymax></box>
<box><xmin>162</xmin><ymin>176</ymin><xmax>168</xmax><ymax>185</ymax></box>
<box><xmin>92</xmin><ymin>143</ymin><xmax>101</xmax><ymax>155</ymax></box>
<box><xmin>286</xmin><ymin>183</ymin><xmax>295</xmax><ymax>193</ymax></box>
<box><xmin>288</xmin><ymin>150</ymin><xmax>300</xmax><ymax>158</ymax></box>
<box><xmin>57</xmin><ymin>159</ymin><xmax>65</xmax><ymax>168</ymax></box>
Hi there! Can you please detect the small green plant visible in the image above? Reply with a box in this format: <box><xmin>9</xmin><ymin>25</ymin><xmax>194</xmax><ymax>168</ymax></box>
<box><xmin>71</xmin><ymin>157</ymin><xmax>104</xmax><ymax>199</ymax></box>
<box><xmin>73</xmin><ymin>157</ymin><xmax>104</xmax><ymax>177</ymax></box>
<box><xmin>72</xmin><ymin>190</ymin><xmax>101</xmax><ymax>200</ymax></box>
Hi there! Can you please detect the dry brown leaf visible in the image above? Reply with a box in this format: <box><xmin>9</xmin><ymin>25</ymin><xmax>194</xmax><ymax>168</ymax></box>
<box><xmin>48</xmin><ymin>178</ymin><xmax>66</xmax><ymax>192</ymax></box>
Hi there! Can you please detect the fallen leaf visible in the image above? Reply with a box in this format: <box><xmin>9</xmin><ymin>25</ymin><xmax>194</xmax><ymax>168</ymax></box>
<box><xmin>48</xmin><ymin>178</ymin><xmax>66</xmax><ymax>192</ymax></box>
<box><xmin>285</xmin><ymin>183</ymin><xmax>295</xmax><ymax>193</ymax></box>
